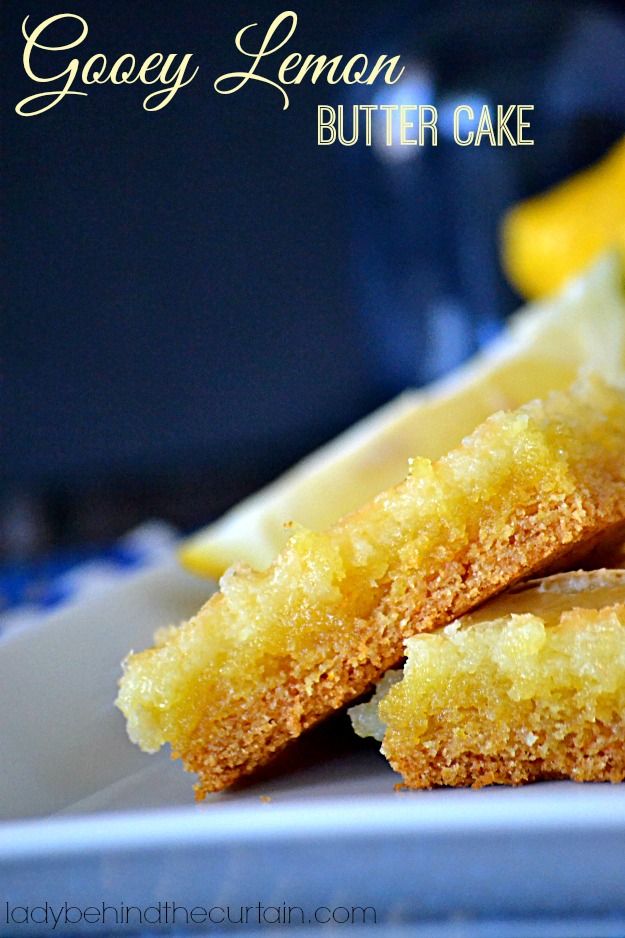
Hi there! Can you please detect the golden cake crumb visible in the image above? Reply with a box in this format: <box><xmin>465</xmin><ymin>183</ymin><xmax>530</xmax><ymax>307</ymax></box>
<box><xmin>117</xmin><ymin>378</ymin><xmax>625</xmax><ymax>796</ymax></box>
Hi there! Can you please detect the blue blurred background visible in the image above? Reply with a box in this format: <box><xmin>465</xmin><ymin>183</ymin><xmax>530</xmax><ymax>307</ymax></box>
<box><xmin>3</xmin><ymin>0</ymin><xmax>625</xmax><ymax>573</ymax></box>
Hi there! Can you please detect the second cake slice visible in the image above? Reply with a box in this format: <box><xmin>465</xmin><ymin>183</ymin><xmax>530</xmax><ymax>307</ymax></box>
<box><xmin>351</xmin><ymin>569</ymin><xmax>625</xmax><ymax>787</ymax></box>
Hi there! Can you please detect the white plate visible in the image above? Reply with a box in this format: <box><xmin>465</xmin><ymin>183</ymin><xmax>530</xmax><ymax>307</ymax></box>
<box><xmin>2</xmin><ymin>561</ymin><xmax>625</xmax><ymax>935</ymax></box>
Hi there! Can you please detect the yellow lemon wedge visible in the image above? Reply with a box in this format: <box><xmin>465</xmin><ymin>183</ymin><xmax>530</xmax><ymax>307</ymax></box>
<box><xmin>180</xmin><ymin>253</ymin><xmax>625</xmax><ymax>579</ymax></box>
<box><xmin>502</xmin><ymin>136</ymin><xmax>625</xmax><ymax>299</ymax></box>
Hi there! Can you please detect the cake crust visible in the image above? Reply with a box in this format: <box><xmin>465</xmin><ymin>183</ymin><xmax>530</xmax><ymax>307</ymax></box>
<box><xmin>117</xmin><ymin>379</ymin><xmax>625</xmax><ymax>796</ymax></box>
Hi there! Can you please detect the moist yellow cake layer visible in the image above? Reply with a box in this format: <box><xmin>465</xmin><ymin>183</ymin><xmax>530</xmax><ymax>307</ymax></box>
<box><xmin>117</xmin><ymin>379</ymin><xmax>625</xmax><ymax>796</ymax></box>
<box><xmin>351</xmin><ymin>570</ymin><xmax>625</xmax><ymax>787</ymax></box>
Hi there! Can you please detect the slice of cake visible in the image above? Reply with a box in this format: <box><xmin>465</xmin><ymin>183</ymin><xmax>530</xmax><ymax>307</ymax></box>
<box><xmin>351</xmin><ymin>569</ymin><xmax>625</xmax><ymax>787</ymax></box>
<box><xmin>117</xmin><ymin>378</ymin><xmax>625</xmax><ymax>797</ymax></box>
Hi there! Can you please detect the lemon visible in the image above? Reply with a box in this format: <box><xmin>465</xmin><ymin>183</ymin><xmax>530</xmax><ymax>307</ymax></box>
<box><xmin>181</xmin><ymin>253</ymin><xmax>625</xmax><ymax>578</ymax></box>
<box><xmin>502</xmin><ymin>137</ymin><xmax>625</xmax><ymax>299</ymax></box>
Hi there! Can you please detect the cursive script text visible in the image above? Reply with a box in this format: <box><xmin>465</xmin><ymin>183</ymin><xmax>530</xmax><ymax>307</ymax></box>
<box><xmin>214</xmin><ymin>11</ymin><xmax>404</xmax><ymax>110</ymax></box>
<box><xmin>16</xmin><ymin>13</ymin><xmax>199</xmax><ymax>116</ymax></box>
